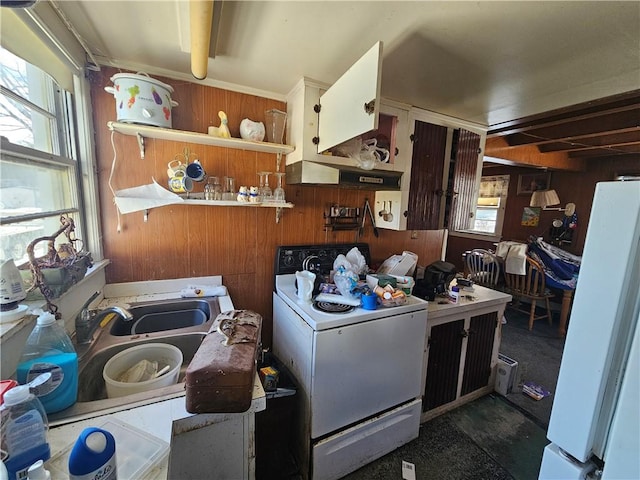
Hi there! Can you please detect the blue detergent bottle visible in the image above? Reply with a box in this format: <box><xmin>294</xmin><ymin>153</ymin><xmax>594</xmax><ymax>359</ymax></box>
<box><xmin>1</xmin><ymin>385</ymin><xmax>50</xmax><ymax>480</ymax></box>
<box><xmin>16</xmin><ymin>310</ymin><xmax>78</xmax><ymax>414</ymax></box>
<box><xmin>68</xmin><ymin>427</ymin><xmax>117</xmax><ymax>480</ymax></box>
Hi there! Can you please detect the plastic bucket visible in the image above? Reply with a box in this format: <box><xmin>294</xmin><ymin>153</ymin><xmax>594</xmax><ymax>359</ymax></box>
<box><xmin>103</xmin><ymin>343</ymin><xmax>183</xmax><ymax>398</ymax></box>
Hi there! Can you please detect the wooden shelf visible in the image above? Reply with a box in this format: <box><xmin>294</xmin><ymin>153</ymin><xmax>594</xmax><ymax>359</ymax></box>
<box><xmin>180</xmin><ymin>195</ymin><xmax>293</xmax><ymax>209</ymax></box>
<box><xmin>107</xmin><ymin>121</ymin><xmax>295</xmax><ymax>159</ymax></box>
<box><xmin>107</xmin><ymin>121</ymin><xmax>295</xmax><ymax>223</ymax></box>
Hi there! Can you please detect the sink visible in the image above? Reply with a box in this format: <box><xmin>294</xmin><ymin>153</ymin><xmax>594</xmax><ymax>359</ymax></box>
<box><xmin>76</xmin><ymin>333</ymin><xmax>204</xmax><ymax>402</ymax></box>
<box><xmin>109</xmin><ymin>299</ymin><xmax>214</xmax><ymax>336</ymax></box>
<box><xmin>49</xmin><ymin>298</ymin><xmax>222</xmax><ymax>426</ymax></box>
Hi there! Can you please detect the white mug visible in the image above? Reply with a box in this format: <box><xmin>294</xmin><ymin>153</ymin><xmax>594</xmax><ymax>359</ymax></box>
<box><xmin>295</xmin><ymin>270</ymin><xmax>316</xmax><ymax>303</ymax></box>
<box><xmin>167</xmin><ymin>159</ymin><xmax>186</xmax><ymax>178</ymax></box>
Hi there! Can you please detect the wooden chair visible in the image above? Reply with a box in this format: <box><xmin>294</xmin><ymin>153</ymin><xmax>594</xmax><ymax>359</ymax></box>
<box><xmin>465</xmin><ymin>249</ymin><xmax>501</xmax><ymax>288</ymax></box>
<box><xmin>504</xmin><ymin>256</ymin><xmax>554</xmax><ymax>331</ymax></box>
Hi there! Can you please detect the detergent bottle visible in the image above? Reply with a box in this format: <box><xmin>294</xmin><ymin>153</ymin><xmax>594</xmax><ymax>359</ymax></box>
<box><xmin>68</xmin><ymin>427</ymin><xmax>117</xmax><ymax>480</ymax></box>
<box><xmin>16</xmin><ymin>310</ymin><xmax>78</xmax><ymax>414</ymax></box>
<box><xmin>1</xmin><ymin>385</ymin><xmax>50</xmax><ymax>480</ymax></box>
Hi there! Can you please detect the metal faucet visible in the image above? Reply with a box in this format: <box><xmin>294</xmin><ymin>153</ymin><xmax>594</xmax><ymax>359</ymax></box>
<box><xmin>75</xmin><ymin>291</ymin><xmax>134</xmax><ymax>345</ymax></box>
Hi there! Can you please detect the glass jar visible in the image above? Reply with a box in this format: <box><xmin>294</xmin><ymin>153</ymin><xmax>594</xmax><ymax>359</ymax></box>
<box><xmin>204</xmin><ymin>176</ymin><xmax>222</xmax><ymax>200</ymax></box>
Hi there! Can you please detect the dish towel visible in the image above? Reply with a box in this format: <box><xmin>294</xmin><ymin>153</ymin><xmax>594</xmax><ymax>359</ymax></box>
<box><xmin>504</xmin><ymin>243</ymin><xmax>528</xmax><ymax>275</ymax></box>
<box><xmin>181</xmin><ymin>285</ymin><xmax>228</xmax><ymax>298</ymax></box>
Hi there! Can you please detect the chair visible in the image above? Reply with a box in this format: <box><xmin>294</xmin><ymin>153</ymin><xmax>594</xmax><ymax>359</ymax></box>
<box><xmin>504</xmin><ymin>256</ymin><xmax>554</xmax><ymax>331</ymax></box>
<box><xmin>465</xmin><ymin>249</ymin><xmax>501</xmax><ymax>288</ymax></box>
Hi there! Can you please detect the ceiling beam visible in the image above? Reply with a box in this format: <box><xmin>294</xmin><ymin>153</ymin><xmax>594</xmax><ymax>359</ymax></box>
<box><xmin>484</xmin><ymin>137</ymin><xmax>586</xmax><ymax>172</ymax></box>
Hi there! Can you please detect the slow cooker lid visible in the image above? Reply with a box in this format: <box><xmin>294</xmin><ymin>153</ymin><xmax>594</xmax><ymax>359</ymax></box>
<box><xmin>110</xmin><ymin>73</ymin><xmax>174</xmax><ymax>93</ymax></box>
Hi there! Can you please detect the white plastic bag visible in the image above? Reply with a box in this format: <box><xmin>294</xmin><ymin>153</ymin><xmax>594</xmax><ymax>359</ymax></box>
<box><xmin>333</xmin><ymin>248</ymin><xmax>368</xmax><ymax>275</ymax></box>
<box><xmin>333</xmin><ymin>266</ymin><xmax>359</xmax><ymax>300</ymax></box>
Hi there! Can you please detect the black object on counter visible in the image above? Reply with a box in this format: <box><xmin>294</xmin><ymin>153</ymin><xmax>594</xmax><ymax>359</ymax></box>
<box><xmin>413</xmin><ymin>260</ymin><xmax>457</xmax><ymax>301</ymax></box>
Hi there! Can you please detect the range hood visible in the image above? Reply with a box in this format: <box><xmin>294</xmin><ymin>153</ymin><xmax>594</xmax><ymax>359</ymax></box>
<box><xmin>286</xmin><ymin>161</ymin><xmax>402</xmax><ymax>190</ymax></box>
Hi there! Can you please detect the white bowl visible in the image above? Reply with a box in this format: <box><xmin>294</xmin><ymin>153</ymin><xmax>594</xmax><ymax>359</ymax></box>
<box><xmin>103</xmin><ymin>343</ymin><xmax>183</xmax><ymax>398</ymax></box>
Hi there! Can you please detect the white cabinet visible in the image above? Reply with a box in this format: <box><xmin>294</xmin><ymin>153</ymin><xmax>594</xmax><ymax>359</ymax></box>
<box><xmin>421</xmin><ymin>285</ymin><xmax>511</xmax><ymax>423</ymax></box>
<box><xmin>285</xmin><ymin>42</ymin><xmax>411</xmax><ymax>190</ymax></box>
<box><xmin>375</xmin><ymin>108</ymin><xmax>487</xmax><ymax>231</ymax></box>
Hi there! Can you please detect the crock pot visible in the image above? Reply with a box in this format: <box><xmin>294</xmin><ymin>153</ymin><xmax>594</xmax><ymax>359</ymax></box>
<box><xmin>105</xmin><ymin>72</ymin><xmax>178</xmax><ymax>128</ymax></box>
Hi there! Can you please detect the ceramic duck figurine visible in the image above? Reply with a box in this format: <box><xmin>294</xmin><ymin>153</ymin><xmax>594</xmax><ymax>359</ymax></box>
<box><xmin>208</xmin><ymin>111</ymin><xmax>231</xmax><ymax>138</ymax></box>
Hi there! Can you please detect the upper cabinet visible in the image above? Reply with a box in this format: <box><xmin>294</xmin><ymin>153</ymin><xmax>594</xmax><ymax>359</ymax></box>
<box><xmin>316</xmin><ymin>42</ymin><xmax>382</xmax><ymax>153</ymax></box>
<box><xmin>375</xmin><ymin>109</ymin><xmax>487</xmax><ymax>231</ymax></box>
<box><xmin>285</xmin><ymin>41</ymin><xmax>409</xmax><ymax>179</ymax></box>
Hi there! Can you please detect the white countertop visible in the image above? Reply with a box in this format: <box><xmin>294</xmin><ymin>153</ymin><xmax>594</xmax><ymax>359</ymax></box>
<box><xmin>43</xmin><ymin>275</ymin><xmax>266</xmax><ymax>480</ymax></box>
<box><xmin>427</xmin><ymin>281</ymin><xmax>512</xmax><ymax>320</ymax></box>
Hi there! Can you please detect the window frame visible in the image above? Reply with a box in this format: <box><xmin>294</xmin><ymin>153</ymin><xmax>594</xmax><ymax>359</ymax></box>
<box><xmin>450</xmin><ymin>174</ymin><xmax>510</xmax><ymax>243</ymax></box>
<box><xmin>0</xmin><ymin>48</ymin><xmax>102</xmax><ymax>264</ymax></box>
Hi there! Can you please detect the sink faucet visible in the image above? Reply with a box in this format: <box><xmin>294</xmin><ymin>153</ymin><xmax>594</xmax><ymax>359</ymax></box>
<box><xmin>75</xmin><ymin>291</ymin><xmax>134</xmax><ymax>345</ymax></box>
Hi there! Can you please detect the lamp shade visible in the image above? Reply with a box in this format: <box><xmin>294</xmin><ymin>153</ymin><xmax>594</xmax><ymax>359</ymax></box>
<box><xmin>530</xmin><ymin>189</ymin><xmax>560</xmax><ymax>208</ymax></box>
<box><xmin>543</xmin><ymin>189</ymin><xmax>560</xmax><ymax>207</ymax></box>
<box><xmin>530</xmin><ymin>191</ymin><xmax>546</xmax><ymax>207</ymax></box>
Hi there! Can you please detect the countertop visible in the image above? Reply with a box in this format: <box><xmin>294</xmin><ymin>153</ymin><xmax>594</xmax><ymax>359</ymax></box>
<box><xmin>44</xmin><ymin>275</ymin><xmax>266</xmax><ymax>479</ymax></box>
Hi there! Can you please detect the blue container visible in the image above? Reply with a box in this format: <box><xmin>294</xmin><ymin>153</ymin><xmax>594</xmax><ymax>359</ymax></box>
<box><xmin>16</xmin><ymin>311</ymin><xmax>78</xmax><ymax>414</ymax></box>
<box><xmin>2</xmin><ymin>386</ymin><xmax>50</xmax><ymax>480</ymax></box>
<box><xmin>68</xmin><ymin>427</ymin><xmax>117</xmax><ymax>480</ymax></box>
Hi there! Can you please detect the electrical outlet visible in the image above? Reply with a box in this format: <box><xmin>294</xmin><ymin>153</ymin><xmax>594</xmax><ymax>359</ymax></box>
<box><xmin>411</xmin><ymin>230</ymin><xmax>419</xmax><ymax>239</ymax></box>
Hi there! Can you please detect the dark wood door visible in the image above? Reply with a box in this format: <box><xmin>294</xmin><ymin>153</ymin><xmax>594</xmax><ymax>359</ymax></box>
<box><xmin>461</xmin><ymin>312</ymin><xmax>498</xmax><ymax>396</ymax></box>
<box><xmin>423</xmin><ymin>319</ymin><xmax>464</xmax><ymax>411</ymax></box>
<box><xmin>407</xmin><ymin>121</ymin><xmax>448</xmax><ymax>230</ymax></box>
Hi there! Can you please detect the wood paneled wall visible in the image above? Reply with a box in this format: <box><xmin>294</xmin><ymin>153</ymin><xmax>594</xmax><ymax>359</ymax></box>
<box><xmin>90</xmin><ymin>68</ymin><xmax>446</xmax><ymax>346</ymax></box>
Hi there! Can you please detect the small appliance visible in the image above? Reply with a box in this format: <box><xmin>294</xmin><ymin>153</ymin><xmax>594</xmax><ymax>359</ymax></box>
<box><xmin>0</xmin><ymin>259</ymin><xmax>28</xmax><ymax>322</ymax></box>
<box><xmin>413</xmin><ymin>260</ymin><xmax>456</xmax><ymax>300</ymax></box>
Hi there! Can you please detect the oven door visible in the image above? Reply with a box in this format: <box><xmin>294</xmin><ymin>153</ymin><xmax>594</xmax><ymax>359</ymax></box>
<box><xmin>310</xmin><ymin>310</ymin><xmax>427</xmax><ymax>439</ymax></box>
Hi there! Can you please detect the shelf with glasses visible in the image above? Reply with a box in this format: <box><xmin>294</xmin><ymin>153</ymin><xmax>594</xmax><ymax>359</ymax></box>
<box><xmin>107</xmin><ymin>121</ymin><xmax>295</xmax><ymax>223</ymax></box>
<box><xmin>179</xmin><ymin>194</ymin><xmax>293</xmax><ymax>222</ymax></box>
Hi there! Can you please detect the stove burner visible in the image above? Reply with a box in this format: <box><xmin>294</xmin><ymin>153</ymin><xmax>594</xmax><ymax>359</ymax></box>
<box><xmin>313</xmin><ymin>301</ymin><xmax>356</xmax><ymax>314</ymax></box>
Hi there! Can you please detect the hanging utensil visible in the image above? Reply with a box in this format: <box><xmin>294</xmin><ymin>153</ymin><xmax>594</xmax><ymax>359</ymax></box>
<box><xmin>365</xmin><ymin>199</ymin><xmax>379</xmax><ymax>237</ymax></box>
<box><xmin>384</xmin><ymin>201</ymin><xmax>394</xmax><ymax>222</ymax></box>
<box><xmin>379</xmin><ymin>201</ymin><xmax>388</xmax><ymax>218</ymax></box>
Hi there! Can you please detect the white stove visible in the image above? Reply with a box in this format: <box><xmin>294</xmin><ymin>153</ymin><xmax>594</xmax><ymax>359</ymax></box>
<box><xmin>272</xmin><ymin>243</ymin><xmax>428</xmax><ymax>480</ymax></box>
<box><xmin>275</xmin><ymin>274</ymin><xmax>428</xmax><ymax>330</ymax></box>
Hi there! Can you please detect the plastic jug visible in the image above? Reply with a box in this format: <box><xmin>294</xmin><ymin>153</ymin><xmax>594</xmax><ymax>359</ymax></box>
<box><xmin>68</xmin><ymin>427</ymin><xmax>117</xmax><ymax>480</ymax></box>
<box><xmin>16</xmin><ymin>310</ymin><xmax>78</xmax><ymax>414</ymax></box>
<box><xmin>1</xmin><ymin>386</ymin><xmax>50</xmax><ymax>480</ymax></box>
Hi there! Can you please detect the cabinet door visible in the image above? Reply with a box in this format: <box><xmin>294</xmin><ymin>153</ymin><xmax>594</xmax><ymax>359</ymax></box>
<box><xmin>423</xmin><ymin>319</ymin><xmax>464</xmax><ymax>411</ymax></box>
<box><xmin>317</xmin><ymin>42</ymin><xmax>383</xmax><ymax>152</ymax></box>
<box><xmin>461</xmin><ymin>312</ymin><xmax>498</xmax><ymax>396</ymax></box>
<box><xmin>447</xmin><ymin>129</ymin><xmax>482</xmax><ymax>231</ymax></box>
<box><xmin>407</xmin><ymin>121</ymin><xmax>448</xmax><ymax>230</ymax></box>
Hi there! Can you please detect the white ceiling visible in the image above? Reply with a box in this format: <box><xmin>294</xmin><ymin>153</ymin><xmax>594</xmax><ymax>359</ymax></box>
<box><xmin>57</xmin><ymin>1</ymin><xmax>640</xmax><ymax>127</ymax></box>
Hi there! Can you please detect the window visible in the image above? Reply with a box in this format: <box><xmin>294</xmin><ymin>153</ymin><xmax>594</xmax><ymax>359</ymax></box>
<box><xmin>0</xmin><ymin>47</ymin><xmax>82</xmax><ymax>264</ymax></box>
<box><xmin>472</xmin><ymin>175</ymin><xmax>510</xmax><ymax>236</ymax></box>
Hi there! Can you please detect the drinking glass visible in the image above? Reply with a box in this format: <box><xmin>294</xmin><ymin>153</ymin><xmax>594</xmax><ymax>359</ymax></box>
<box><xmin>204</xmin><ymin>176</ymin><xmax>222</xmax><ymax>200</ymax></box>
<box><xmin>273</xmin><ymin>172</ymin><xmax>286</xmax><ymax>203</ymax></box>
<box><xmin>264</xmin><ymin>109</ymin><xmax>287</xmax><ymax>144</ymax></box>
<box><xmin>222</xmin><ymin>176</ymin><xmax>236</xmax><ymax>200</ymax></box>
<box><xmin>258</xmin><ymin>172</ymin><xmax>273</xmax><ymax>200</ymax></box>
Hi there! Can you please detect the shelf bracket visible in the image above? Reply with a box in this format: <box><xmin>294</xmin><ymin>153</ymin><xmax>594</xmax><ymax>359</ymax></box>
<box><xmin>136</xmin><ymin>133</ymin><xmax>145</xmax><ymax>159</ymax></box>
<box><xmin>276</xmin><ymin>207</ymin><xmax>283</xmax><ymax>223</ymax></box>
<box><xmin>143</xmin><ymin>209</ymin><xmax>149</xmax><ymax>223</ymax></box>
<box><xmin>276</xmin><ymin>152</ymin><xmax>282</xmax><ymax>172</ymax></box>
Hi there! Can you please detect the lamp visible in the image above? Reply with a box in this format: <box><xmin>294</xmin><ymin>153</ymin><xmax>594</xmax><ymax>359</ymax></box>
<box><xmin>530</xmin><ymin>189</ymin><xmax>575</xmax><ymax>215</ymax></box>
<box><xmin>530</xmin><ymin>189</ymin><xmax>560</xmax><ymax>209</ymax></box>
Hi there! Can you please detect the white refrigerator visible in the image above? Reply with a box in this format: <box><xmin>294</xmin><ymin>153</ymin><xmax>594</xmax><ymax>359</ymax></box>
<box><xmin>539</xmin><ymin>180</ymin><xmax>640</xmax><ymax>479</ymax></box>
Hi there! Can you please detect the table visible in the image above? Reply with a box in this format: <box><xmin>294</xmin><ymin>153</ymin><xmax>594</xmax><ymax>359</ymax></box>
<box><xmin>547</xmin><ymin>281</ymin><xmax>574</xmax><ymax>337</ymax></box>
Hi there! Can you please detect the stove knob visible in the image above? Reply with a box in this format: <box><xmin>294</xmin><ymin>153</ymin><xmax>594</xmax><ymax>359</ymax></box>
<box><xmin>283</xmin><ymin>255</ymin><xmax>294</xmax><ymax>267</ymax></box>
